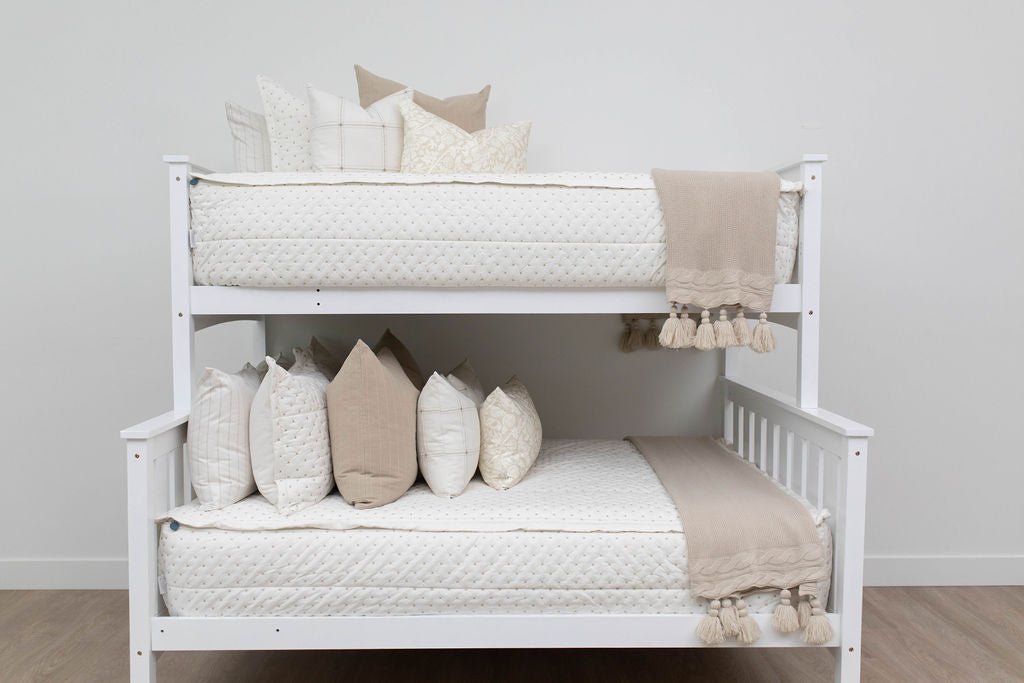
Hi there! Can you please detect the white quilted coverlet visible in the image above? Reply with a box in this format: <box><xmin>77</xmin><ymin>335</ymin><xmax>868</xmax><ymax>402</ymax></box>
<box><xmin>189</xmin><ymin>172</ymin><xmax>801</xmax><ymax>288</ymax></box>
<box><xmin>160</xmin><ymin>439</ymin><xmax>830</xmax><ymax>617</ymax></box>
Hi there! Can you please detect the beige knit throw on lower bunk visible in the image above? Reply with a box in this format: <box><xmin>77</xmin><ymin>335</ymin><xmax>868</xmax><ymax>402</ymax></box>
<box><xmin>627</xmin><ymin>436</ymin><xmax>832</xmax><ymax>645</ymax></box>
<box><xmin>651</xmin><ymin>170</ymin><xmax>780</xmax><ymax>352</ymax></box>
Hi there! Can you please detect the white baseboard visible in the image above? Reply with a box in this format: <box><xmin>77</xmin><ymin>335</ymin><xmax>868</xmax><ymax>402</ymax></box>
<box><xmin>865</xmin><ymin>554</ymin><xmax>1024</xmax><ymax>586</ymax></box>
<box><xmin>3</xmin><ymin>556</ymin><xmax>1022</xmax><ymax>590</ymax></box>
<box><xmin>0</xmin><ymin>559</ymin><xmax>127</xmax><ymax>589</ymax></box>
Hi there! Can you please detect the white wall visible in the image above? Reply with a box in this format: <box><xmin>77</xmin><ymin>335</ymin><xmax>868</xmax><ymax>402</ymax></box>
<box><xmin>2</xmin><ymin>0</ymin><xmax>1022</xmax><ymax>588</ymax></box>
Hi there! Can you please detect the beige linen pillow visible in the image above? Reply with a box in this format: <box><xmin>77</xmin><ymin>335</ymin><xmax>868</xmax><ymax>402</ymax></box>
<box><xmin>355</xmin><ymin>64</ymin><xmax>491</xmax><ymax>132</ymax></box>
<box><xmin>399</xmin><ymin>100</ymin><xmax>530</xmax><ymax>174</ymax></box>
<box><xmin>309</xmin><ymin>336</ymin><xmax>341</xmax><ymax>379</ymax></box>
<box><xmin>328</xmin><ymin>341</ymin><xmax>419</xmax><ymax>509</ymax></box>
<box><xmin>447</xmin><ymin>359</ymin><xmax>485</xmax><ymax>406</ymax></box>
<box><xmin>478</xmin><ymin>376</ymin><xmax>543</xmax><ymax>490</ymax></box>
<box><xmin>373</xmin><ymin>328</ymin><xmax>425</xmax><ymax>389</ymax></box>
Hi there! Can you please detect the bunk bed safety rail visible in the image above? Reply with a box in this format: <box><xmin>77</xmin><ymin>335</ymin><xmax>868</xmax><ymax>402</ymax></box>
<box><xmin>720</xmin><ymin>376</ymin><xmax>871</xmax><ymax>681</ymax></box>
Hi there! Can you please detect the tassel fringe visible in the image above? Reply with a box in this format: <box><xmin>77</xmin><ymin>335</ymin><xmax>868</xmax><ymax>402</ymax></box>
<box><xmin>772</xmin><ymin>588</ymin><xmax>800</xmax><ymax>633</ymax></box>
<box><xmin>719</xmin><ymin>598</ymin><xmax>740</xmax><ymax>637</ymax></box>
<box><xmin>751</xmin><ymin>312</ymin><xmax>776</xmax><ymax>353</ymax></box>
<box><xmin>679</xmin><ymin>310</ymin><xmax>697</xmax><ymax>348</ymax></box>
<box><xmin>643</xmin><ymin>318</ymin><xmax>661</xmax><ymax>350</ymax></box>
<box><xmin>732</xmin><ymin>308</ymin><xmax>752</xmax><ymax>347</ymax></box>
<box><xmin>659</xmin><ymin>307</ymin><xmax>684</xmax><ymax>348</ymax></box>
<box><xmin>735</xmin><ymin>598</ymin><xmax>762</xmax><ymax>645</ymax></box>
<box><xmin>697</xmin><ymin>599</ymin><xmax>725</xmax><ymax>645</ymax></box>
<box><xmin>714</xmin><ymin>309</ymin><xmax>738</xmax><ymax>348</ymax></box>
<box><xmin>797</xmin><ymin>595</ymin><xmax>812</xmax><ymax>628</ymax></box>
<box><xmin>694</xmin><ymin>310</ymin><xmax>717</xmax><ymax>350</ymax></box>
<box><xmin>802</xmin><ymin>596</ymin><xmax>832</xmax><ymax>645</ymax></box>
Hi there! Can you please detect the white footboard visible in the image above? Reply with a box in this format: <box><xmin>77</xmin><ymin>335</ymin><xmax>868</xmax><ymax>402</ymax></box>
<box><xmin>122</xmin><ymin>380</ymin><xmax>870</xmax><ymax>683</ymax></box>
<box><xmin>721</xmin><ymin>377</ymin><xmax>872</xmax><ymax>682</ymax></box>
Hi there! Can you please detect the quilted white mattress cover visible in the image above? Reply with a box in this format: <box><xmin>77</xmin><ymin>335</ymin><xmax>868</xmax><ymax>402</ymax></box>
<box><xmin>160</xmin><ymin>439</ymin><xmax>830</xmax><ymax>618</ymax></box>
<box><xmin>188</xmin><ymin>172</ymin><xmax>801</xmax><ymax>288</ymax></box>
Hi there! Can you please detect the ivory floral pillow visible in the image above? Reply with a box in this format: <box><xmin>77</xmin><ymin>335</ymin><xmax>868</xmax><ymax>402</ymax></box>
<box><xmin>478</xmin><ymin>376</ymin><xmax>542</xmax><ymax>490</ymax></box>
<box><xmin>398</xmin><ymin>100</ymin><xmax>530</xmax><ymax>174</ymax></box>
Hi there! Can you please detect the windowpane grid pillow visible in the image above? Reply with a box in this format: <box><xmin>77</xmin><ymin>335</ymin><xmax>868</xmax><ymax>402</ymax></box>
<box><xmin>308</xmin><ymin>86</ymin><xmax>412</xmax><ymax>172</ymax></box>
<box><xmin>225</xmin><ymin>101</ymin><xmax>271</xmax><ymax>172</ymax></box>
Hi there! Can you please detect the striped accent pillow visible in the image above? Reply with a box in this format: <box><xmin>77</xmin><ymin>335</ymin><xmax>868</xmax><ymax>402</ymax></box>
<box><xmin>187</xmin><ymin>364</ymin><xmax>261</xmax><ymax>509</ymax></box>
<box><xmin>225</xmin><ymin>102</ymin><xmax>272</xmax><ymax>172</ymax></box>
<box><xmin>308</xmin><ymin>85</ymin><xmax>412</xmax><ymax>172</ymax></box>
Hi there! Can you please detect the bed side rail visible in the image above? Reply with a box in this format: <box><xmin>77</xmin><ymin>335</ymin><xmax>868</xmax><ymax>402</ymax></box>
<box><xmin>720</xmin><ymin>376</ymin><xmax>870</xmax><ymax>680</ymax></box>
<box><xmin>122</xmin><ymin>411</ymin><xmax>190</xmax><ymax>682</ymax></box>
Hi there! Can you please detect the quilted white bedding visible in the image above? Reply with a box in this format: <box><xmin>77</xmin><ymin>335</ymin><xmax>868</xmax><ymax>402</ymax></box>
<box><xmin>159</xmin><ymin>439</ymin><xmax>830</xmax><ymax>617</ymax></box>
<box><xmin>189</xmin><ymin>172</ymin><xmax>801</xmax><ymax>288</ymax></box>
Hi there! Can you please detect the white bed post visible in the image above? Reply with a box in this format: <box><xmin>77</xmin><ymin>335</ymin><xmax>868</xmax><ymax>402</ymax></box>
<box><xmin>834</xmin><ymin>438</ymin><xmax>868</xmax><ymax>682</ymax></box>
<box><xmin>797</xmin><ymin>155</ymin><xmax>826</xmax><ymax>409</ymax></box>
<box><xmin>126</xmin><ymin>437</ymin><xmax>159</xmax><ymax>683</ymax></box>
<box><xmin>165</xmin><ymin>155</ymin><xmax>194</xmax><ymax>413</ymax></box>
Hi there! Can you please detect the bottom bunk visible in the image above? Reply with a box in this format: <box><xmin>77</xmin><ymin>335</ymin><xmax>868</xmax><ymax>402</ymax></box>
<box><xmin>123</xmin><ymin>378</ymin><xmax>869</xmax><ymax>683</ymax></box>
<box><xmin>158</xmin><ymin>438</ymin><xmax>831</xmax><ymax>619</ymax></box>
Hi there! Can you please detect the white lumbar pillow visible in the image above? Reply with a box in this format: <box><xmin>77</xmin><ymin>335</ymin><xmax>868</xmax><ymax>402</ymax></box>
<box><xmin>308</xmin><ymin>85</ymin><xmax>412</xmax><ymax>172</ymax></box>
<box><xmin>187</xmin><ymin>363</ymin><xmax>261</xmax><ymax>509</ymax></box>
<box><xmin>478</xmin><ymin>376</ymin><xmax>542</xmax><ymax>490</ymax></box>
<box><xmin>256</xmin><ymin>75</ymin><xmax>312</xmax><ymax>171</ymax></box>
<box><xmin>249</xmin><ymin>347</ymin><xmax>333</xmax><ymax>514</ymax></box>
<box><xmin>417</xmin><ymin>372</ymin><xmax>480</xmax><ymax>497</ymax></box>
<box><xmin>446</xmin><ymin>359</ymin><xmax>485</xmax><ymax>406</ymax></box>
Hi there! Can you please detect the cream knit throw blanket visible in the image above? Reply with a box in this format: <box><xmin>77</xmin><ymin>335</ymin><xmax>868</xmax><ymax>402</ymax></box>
<box><xmin>651</xmin><ymin>170</ymin><xmax>781</xmax><ymax>352</ymax></box>
<box><xmin>628</xmin><ymin>436</ymin><xmax>832</xmax><ymax>645</ymax></box>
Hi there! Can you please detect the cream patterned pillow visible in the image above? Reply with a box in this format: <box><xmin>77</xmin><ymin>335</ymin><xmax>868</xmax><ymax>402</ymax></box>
<box><xmin>225</xmin><ymin>102</ymin><xmax>272</xmax><ymax>172</ymax></box>
<box><xmin>398</xmin><ymin>100</ymin><xmax>530</xmax><ymax>174</ymax></box>
<box><xmin>478</xmin><ymin>376</ymin><xmax>542</xmax><ymax>490</ymax></box>
<box><xmin>249</xmin><ymin>348</ymin><xmax>333</xmax><ymax>514</ymax></box>
<box><xmin>256</xmin><ymin>76</ymin><xmax>312</xmax><ymax>171</ymax></box>
<box><xmin>308</xmin><ymin>85</ymin><xmax>412</xmax><ymax>172</ymax></box>
<box><xmin>417</xmin><ymin>372</ymin><xmax>480</xmax><ymax>498</ymax></box>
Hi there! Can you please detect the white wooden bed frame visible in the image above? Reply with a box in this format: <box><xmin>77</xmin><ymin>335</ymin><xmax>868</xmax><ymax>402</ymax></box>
<box><xmin>121</xmin><ymin>153</ymin><xmax>873</xmax><ymax>682</ymax></box>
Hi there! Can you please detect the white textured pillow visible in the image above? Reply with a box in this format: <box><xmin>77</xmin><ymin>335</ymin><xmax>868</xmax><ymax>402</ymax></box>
<box><xmin>249</xmin><ymin>347</ymin><xmax>333</xmax><ymax>514</ymax></box>
<box><xmin>308</xmin><ymin>85</ymin><xmax>412</xmax><ymax>172</ymax></box>
<box><xmin>447</xmin><ymin>359</ymin><xmax>485</xmax><ymax>406</ymax></box>
<box><xmin>187</xmin><ymin>364</ymin><xmax>261</xmax><ymax>509</ymax></box>
<box><xmin>225</xmin><ymin>102</ymin><xmax>271</xmax><ymax>172</ymax></box>
<box><xmin>398</xmin><ymin>99</ymin><xmax>530</xmax><ymax>173</ymax></box>
<box><xmin>478</xmin><ymin>376</ymin><xmax>543</xmax><ymax>490</ymax></box>
<box><xmin>417</xmin><ymin>372</ymin><xmax>480</xmax><ymax>497</ymax></box>
<box><xmin>256</xmin><ymin>76</ymin><xmax>312</xmax><ymax>171</ymax></box>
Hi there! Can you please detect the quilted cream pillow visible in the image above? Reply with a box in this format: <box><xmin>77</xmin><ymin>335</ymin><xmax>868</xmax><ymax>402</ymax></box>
<box><xmin>398</xmin><ymin>100</ymin><xmax>530</xmax><ymax>174</ymax></box>
<box><xmin>256</xmin><ymin>76</ymin><xmax>312</xmax><ymax>171</ymax></box>
<box><xmin>188</xmin><ymin>363</ymin><xmax>261</xmax><ymax>509</ymax></box>
<box><xmin>328</xmin><ymin>342</ymin><xmax>420</xmax><ymax>509</ymax></box>
<box><xmin>308</xmin><ymin>85</ymin><xmax>412</xmax><ymax>172</ymax></box>
<box><xmin>478</xmin><ymin>376</ymin><xmax>543</xmax><ymax>490</ymax></box>
<box><xmin>417</xmin><ymin>372</ymin><xmax>480</xmax><ymax>497</ymax></box>
<box><xmin>249</xmin><ymin>348</ymin><xmax>333</xmax><ymax>514</ymax></box>
<box><xmin>225</xmin><ymin>102</ymin><xmax>271</xmax><ymax>172</ymax></box>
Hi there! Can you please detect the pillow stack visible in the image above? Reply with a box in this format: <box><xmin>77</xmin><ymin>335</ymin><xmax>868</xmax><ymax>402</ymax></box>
<box><xmin>188</xmin><ymin>330</ymin><xmax>545</xmax><ymax>512</ymax></box>
<box><xmin>227</xmin><ymin>66</ymin><xmax>530</xmax><ymax>175</ymax></box>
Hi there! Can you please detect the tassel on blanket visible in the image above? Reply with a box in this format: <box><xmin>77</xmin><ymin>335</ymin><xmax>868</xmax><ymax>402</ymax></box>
<box><xmin>797</xmin><ymin>594</ymin><xmax>812</xmax><ymax>628</ymax></box>
<box><xmin>751</xmin><ymin>312</ymin><xmax>776</xmax><ymax>353</ymax></box>
<box><xmin>659</xmin><ymin>306</ymin><xmax>685</xmax><ymax>349</ymax></box>
<box><xmin>697</xmin><ymin>599</ymin><xmax>725</xmax><ymax>645</ymax></box>
<box><xmin>732</xmin><ymin>308</ymin><xmax>752</xmax><ymax>347</ymax></box>
<box><xmin>643</xmin><ymin>318</ymin><xmax>662</xmax><ymax>350</ymax></box>
<box><xmin>772</xmin><ymin>588</ymin><xmax>800</xmax><ymax>633</ymax></box>
<box><xmin>694</xmin><ymin>310</ymin><xmax>717</xmax><ymax>350</ymax></box>
<box><xmin>714</xmin><ymin>309</ymin><xmax>738</xmax><ymax>348</ymax></box>
<box><xmin>719</xmin><ymin>597</ymin><xmax>740</xmax><ymax>637</ymax></box>
<box><xmin>619</xmin><ymin>318</ymin><xmax>644</xmax><ymax>353</ymax></box>
<box><xmin>735</xmin><ymin>598</ymin><xmax>762</xmax><ymax>645</ymax></box>
<box><xmin>802</xmin><ymin>596</ymin><xmax>832</xmax><ymax>645</ymax></box>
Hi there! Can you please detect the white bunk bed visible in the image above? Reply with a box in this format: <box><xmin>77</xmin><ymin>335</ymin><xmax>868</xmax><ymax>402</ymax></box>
<box><xmin>121</xmin><ymin>153</ymin><xmax>873</xmax><ymax>682</ymax></box>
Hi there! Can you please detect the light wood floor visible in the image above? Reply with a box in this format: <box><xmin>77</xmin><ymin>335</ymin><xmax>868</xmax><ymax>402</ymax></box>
<box><xmin>1</xmin><ymin>587</ymin><xmax>1022</xmax><ymax>682</ymax></box>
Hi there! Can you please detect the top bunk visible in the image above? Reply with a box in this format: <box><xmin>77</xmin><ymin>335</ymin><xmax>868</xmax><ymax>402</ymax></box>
<box><xmin>166</xmin><ymin>154</ymin><xmax>826</xmax><ymax>317</ymax></box>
